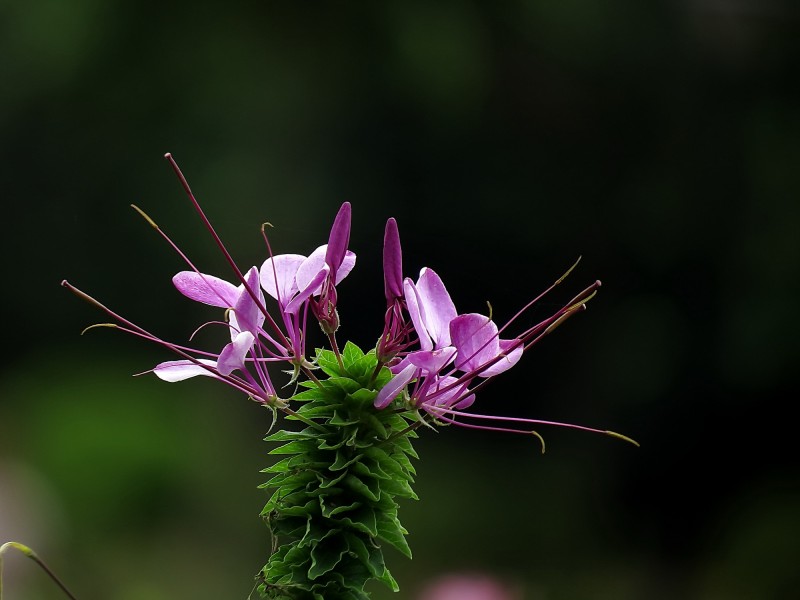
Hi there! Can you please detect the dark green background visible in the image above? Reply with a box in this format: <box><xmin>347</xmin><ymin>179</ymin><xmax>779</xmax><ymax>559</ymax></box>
<box><xmin>1</xmin><ymin>1</ymin><xmax>798</xmax><ymax>598</ymax></box>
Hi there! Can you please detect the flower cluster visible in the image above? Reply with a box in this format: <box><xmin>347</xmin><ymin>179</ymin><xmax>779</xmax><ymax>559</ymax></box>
<box><xmin>62</xmin><ymin>154</ymin><xmax>636</xmax><ymax>598</ymax></box>
<box><xmin>63</xmin><ymin>154</ymin><xmax>637</xmax><ymax>444</ymax></box>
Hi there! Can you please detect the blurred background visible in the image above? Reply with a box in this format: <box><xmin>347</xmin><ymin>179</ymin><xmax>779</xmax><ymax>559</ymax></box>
<box><xmin>1</xmin><ymin>1</ymin><xmax>799</xmax><ymax>598</ymax></box>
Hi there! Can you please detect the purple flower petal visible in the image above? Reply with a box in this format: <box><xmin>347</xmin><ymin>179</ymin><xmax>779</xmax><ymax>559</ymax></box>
<box><xmin>324</xmin><ymin>202</ymin><xmax>351</xmax><ymax>271</ymax></box>
<box><xmin>406</xmin><ymin>268</ymin><xmax>457</xmax><ymax>349</ymax></box>
<box><xmin>375</xmin><ymin>363</ymin><xmax>416</xmax><ymax>409</ymax></box>
<box><xmin>422</xmin><ymin>375</ymin><xmax>474</xmax><ymax>410</ymax></box>
<box><xmin>295</xmin><ymin>246</ymin><xmax>328</xmax><ymax>294</ymax></box>
<box><xmin>259</xmin><ymin>254</ymin><xmax>305</xmax><ymax>305</ymax></box>
<box><xmin>404</xmin><ymin>277</ymin><xmax>432</xmax><ymax>351</ymax></box>
<box><xmin>153</xmin><ymin>359</ymin><xmax>218</xmax><ymax>382</ymax></box>
<box><xmin>407</xmin><ymin>347</ymin><xmax>457</xmax><ymax>373</ymax></box>
<box><xmin>172</xmin><ymin>272</ymin><xmax>239</xmax><ymax>307</ymax></box>
<box><xmin>217</xmin><ymin>331</ymin><xmax>255</xmax><ymax>376</ymax></box>
<box><xmin>230</xmin><ymin>267</ymin><xmax>264</xmax><ymax>337</ymax></box>
<box><xmin>383</xmin><ymin>218</ymin><xmax>403</xmax><ymax>300</ymax></box>
<box><xmin>451</xmin><ymin>313</ymin><xmax>523</xmax><ymax>377</ymax></box>
<box><xmin>285</xmin><ymin>263</ymin><xmax>330</xmax><ymax>314</ymax></box>
<box><xmin>296</xmin><ymin>246</ymin><xmax>356</xmax><ymax>295</ymax></box>
<box><xmin>335</xmin><ymin>250</ymin><xmax>356</xmax><ymax>284</ymax></box>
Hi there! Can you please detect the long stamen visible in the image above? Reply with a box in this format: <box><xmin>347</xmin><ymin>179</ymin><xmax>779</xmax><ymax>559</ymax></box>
<box><xmin>163</xmin><ymin>153</ymin><xmax>290</xmax><ymax>349</ymax></box>
<box><xmin>63</xmin><ymin>281</ymin><xmax>278</xmax><ymax>403</ymax></box>
<box><xmin>497</xmin><ymin>256</ymin><xmax>583</xmax><ymax>336</ymax></box>
<box><xmin>433</xmin><ymin>414</ymin><xmax>547</xmax><ymax>452</ymax></box>
<box><xmin>436</xmin><ymin>407</ymin><xmax>639</xmax><ymax>446</ymax></box>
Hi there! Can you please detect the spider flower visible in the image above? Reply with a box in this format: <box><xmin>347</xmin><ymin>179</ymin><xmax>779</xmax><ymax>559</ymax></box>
<box><xmin>62</xmin><ymin>156</ymin><xmax>357</xmax><ymax>408</ymax></box>
<box><xmin>151</xmin><ymin>266</ymin><xmax>279</xmax><ymax>402</ymax></box>
<box><xmin>372</xmin><ymin>262</ymin><xmax>616</xmax><ymax>445</ymax></box>
<box><xmin>375</xmin><ymin>267</ymin><xmax>520</xmax><ymax>410</ymax></box>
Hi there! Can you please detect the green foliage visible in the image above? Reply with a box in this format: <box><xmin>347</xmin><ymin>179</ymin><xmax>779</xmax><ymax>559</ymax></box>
<box><xmin>257</xmin><ymin>343</ymin><xmax>417</xmax><ymax>599</ymax></box>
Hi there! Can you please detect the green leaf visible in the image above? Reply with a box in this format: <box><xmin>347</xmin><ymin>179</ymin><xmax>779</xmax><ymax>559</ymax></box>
<box><xmin>349</xmin><ymin>387</ymin><xmax>378</xmax><ymax>405</ymax></box>
<box><xmin>329</xmin><ymin>409</ymin><xmax>361</xmax><ymax>427</ymax></box>
<box><xmin>338</xmin><ymin>506</ymin><xmax>378</xmax><ymax>537</ymax></box>
<box><xmin>330</xmin><ymin>450</ymin><xmax>363</xmax><ymax>471</ymax></box>
<box><xmin>326</xmin><ymin>376</ymin><xmax>363</xmax><ymax>394</ymax></box>
<box><xmin>376</xmin><ymin>514</ymin><xmax>412</xmax><ymax>558</ymax></box>
<box><xmin>261</xmin><ymin>456</ymin><xmax>292</xmax><ymax>474</ymax></box>
<box><xmin>264</xmin><ymin>429</ymin><xmax>317</xmax><ymax>443</ymax></box>
<box><xmin>308</xmin><ymin>530</ymin><xmax>346</xmax><ymax>580</ymax></box>
<box><xmin>315</xmin><ymin>349</ymin><xmax>342</xmax><ymax>377</ymax></box>
<box><xmin>321</xmin><ymin>499</ymin><xmax>362</xmax><ymax>518</ymax></box>
<box><xmin>341</xmin><ymin>341</ymin><xmax>365</xmax><ymax>366</ymax></box>
<box><xmin>269</xmin><ymin>439</ymin><xmax>318</xmax><ymax>455</ymax></box>
<box><xmin>342</xmin><ymin>474</ymin><xmax>380</xmax><ymax>502</ymax></box>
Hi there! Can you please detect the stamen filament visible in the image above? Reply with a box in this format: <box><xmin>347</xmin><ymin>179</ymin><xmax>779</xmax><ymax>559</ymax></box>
<box><xmin>433</xmin><ymin>407</ymin><xmax>639</xmax><ymax>446</ymax></box>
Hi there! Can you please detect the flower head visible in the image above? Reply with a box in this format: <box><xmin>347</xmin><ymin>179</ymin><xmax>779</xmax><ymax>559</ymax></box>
<box><xmin>64</xmin><ymin>153</ymin><xmax>637</xmax><ymax>450</ymax></box>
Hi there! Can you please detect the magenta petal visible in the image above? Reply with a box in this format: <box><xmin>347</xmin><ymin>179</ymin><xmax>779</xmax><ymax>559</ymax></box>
<box><xmin>382</xmin><ymin>218</ymin><xmax>403</xmax><ymax>300</ymax></box>
<box><xmin>479</xmin><ymin>339</ymin><xmax>523</xmax><ymax>377</ymax></box>
<box><xmin>260</xmin><ymin>254</ymin><xmax>304</xmax><ymax>304</ymax></box>
<box><xmin>172</xmin><ymin>272</ymin><xmax>239</xmax><ymax>307</ymax></box>
<box><xmin>153</xmin><ymin>359</ymin><xmax>218</xmax><ymax>382</ymax></box>
<box><xmin>407</xmin><ymin>347</ymin><xmax>456</xmax><ymax>373</ymax></box>
<box><xmin>451</xmin><ymin>313</ymin><xmax>499</xmax><ymax>370</ymax></box>
<box><xmin>324</xmin><ymin>202</ymin><xmax>351</xmax><ymax>270</ymax></box>
<box><xmin>375</xmin><ymin>363</ymin><xmax>416</xmax><ymax>409</ymax></box>
<box><xmin>217</xmin><ymin>331</ymin><xmax>254</xmax><ymax>376</ymax></box>
<box><xmin>415</xmin><ymin>268</ymin><xmax>457</xmax><ymax>347</ymax></box>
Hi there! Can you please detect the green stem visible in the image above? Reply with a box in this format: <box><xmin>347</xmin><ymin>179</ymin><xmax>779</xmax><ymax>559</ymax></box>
<box><xmin>1</xmin><ymin>542</ymin><xmax>79</xmax><ymax>600</ymax></box>
<box><xmin>327</xmin><ymin>332</ymin><xmax>344</xmax><ymax>371</ymax></box>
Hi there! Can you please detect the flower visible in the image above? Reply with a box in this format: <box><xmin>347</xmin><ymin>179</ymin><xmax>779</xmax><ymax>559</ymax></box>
<box><xmin>151</xmin><ymin>266</ymin><xmax>279</xmax><ymax>403</ymax></box>
<box><xmin>62</xmin><ymin>157</ymin><xmax>359</xmax><ymax>408</ymax></box>
<box><xmin>374</xmin><ymin>267</ymin><xmax>521</xmax><ymax>412</ymax></box>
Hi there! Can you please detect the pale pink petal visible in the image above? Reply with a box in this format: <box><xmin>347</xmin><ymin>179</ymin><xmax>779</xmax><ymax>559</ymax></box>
<box><xmin>284</xmin><ymin>264</ymin><xmax>329</xmax><ymax>314</ymax></box>
<box><xmin>415</xmin><ymin>268</ymin><xmax>457</xmax><ymax>347</ymax></box>
<box><xmin>217</xmin><ymin>331</ymin><xmax>254</xmax><ymax>376</ymax></box>
<box><xmin>172</xmin><ymin>272</ymin><xmax>239</xmax><ymax>307</ymax></box>
<box><xmin>421</xmin><ymin>376</ymin><xmax>474</xmax><ymax>414</ymax></box>
<box><xmin>375</xmin><ymin>363</ymin><xmax>416</xmax><ymax>409</ymax></box>
<box><xmin>153</xmin><ymin>359</ymin><xmax>218</xmax><ymax>382</ymax></box>
<box><xmin>259</xmin><ymin>254</ymin><xmax>305</xmax><ymax>304</ymax></box>
<box><xmin>295</xmin><ymin>246</ymin><xmax>327</xmax><ymax>293</ymax></box>
<box><xmin>335</xmin><ymin>250</ymin><xmax>356</xmax><ymax>284</ymax></box>
<box><xmin>404</xmin><ymin>278</ymin><xmax>433</xmax><ymax>351</ymax></box>
<box><xmin>295</xmin><ymin>245</ymin><xmax>357</xmax><ymax>296</ymax></box>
